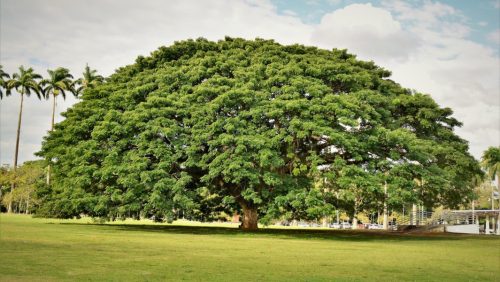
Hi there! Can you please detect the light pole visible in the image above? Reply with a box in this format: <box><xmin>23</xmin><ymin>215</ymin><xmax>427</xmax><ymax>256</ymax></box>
<box><xmin>383</xmin><ymin>181</ymin><xmax>388</xmax><ymax>230</ymax></box>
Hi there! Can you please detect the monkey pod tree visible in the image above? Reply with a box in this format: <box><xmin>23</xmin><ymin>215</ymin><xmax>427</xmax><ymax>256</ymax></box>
<box><xmin>37</xmin><ymin>38</ymin><xmax>480</xmax><ymax>230</ymax></box>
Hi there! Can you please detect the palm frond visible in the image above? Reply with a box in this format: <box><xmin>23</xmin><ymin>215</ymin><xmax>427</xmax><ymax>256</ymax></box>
<box><xmin>0</xmin><ymin>66</ymin><xmax>10</xmax><ymax>100</ymax></box>
<box><xmin>7</xmin><ymin>66</ymin><xmax>43</xmax><ymax>98</ymax></box>
<box><xmin>0</xmin><ymin>65</ymin><xmax>10</xmax><ymax>79</ymax></box>
<box><xmin>42</xmin><ymin>67</ymin><xmax>75</xmax><ymax>100</ymax></box>
<box><xmin>481</xmin><ymin>147</ymin><xmax>500</xmax><ymax>180</ymax></box>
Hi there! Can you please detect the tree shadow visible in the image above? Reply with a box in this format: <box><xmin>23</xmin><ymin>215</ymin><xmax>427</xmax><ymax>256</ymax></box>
<box><xmin>55</xmin><ymin>222</ymin><xmax>494</xmax><ymax>242</ymax></box>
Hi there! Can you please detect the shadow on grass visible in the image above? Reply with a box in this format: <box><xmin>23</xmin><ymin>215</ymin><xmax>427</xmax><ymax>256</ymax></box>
<box><xmin>55</xmin><ymin>222</ymin><xmax>490</xmax><ymax>242</ymax></box>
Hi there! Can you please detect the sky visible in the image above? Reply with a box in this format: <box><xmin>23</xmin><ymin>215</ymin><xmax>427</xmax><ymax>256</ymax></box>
<box><xmin>0</xmin><ymin>0</ymin><xmax>499</xmax><ymax>166</ymax></box>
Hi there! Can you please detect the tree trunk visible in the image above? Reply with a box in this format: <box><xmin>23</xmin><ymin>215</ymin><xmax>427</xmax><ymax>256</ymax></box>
<box><xmin>322</xmin><ymin>217</ymin><xmax>328</xmax><ymax>227</ymax></box>
<box><xmin>9</xmin><ymin>93</ymin><xmax>24</xmax><ymax>213</ymax></box>
<box><xmin>47</xmin><ymin>94</ymin><xmax>56</xmax><ymax>185</ymax></box>
<box><xmin>51</xmin><ymin>94</ymin><xmax>56</xmax><ymax>131</ymax></box>
<box><xmin>411</xmin><ymin>204</ymin><xmax>417</xmax><ymax>225</ymax></box>
<box><xmin>239</xmin><ymin>202</ymin><xmax>258</xmax><ymax>230</ymax></box>
<box><xmin>14</xmin><ymin>93</ymin><xmax>23</xmax><ymax>169</ymax></box>
<box><xmin>25</xmin><ymin>194</ymin><xmax>30</xmax><ymax>214</ymax></box>
<box><xmin>47</xmin><ymin>165</ymin><xmax>51</xmax><ymax>185</ymax></box>
<box><xmin>472</xmin><ymin>200</ymin><xmax>475</xmax><ymax>224</ymax></box>
<box><xmin>383</xmin><ymin>181</ymin><xmax>388</xmax><ymax>230</ymax></box>
<box><xmin>352</xmin><ymin>217</ymin><xmax>358</xmax><ymax>229</ymax></box>
<box><xmin>352</xmin><ymin>201</ymin><xmax>358</xmax><ymax>229</ymax></box>
<box><xmin>7</xmin><ymin>200</ymin><xmax>12</xmax><ymax>214</ymax></box>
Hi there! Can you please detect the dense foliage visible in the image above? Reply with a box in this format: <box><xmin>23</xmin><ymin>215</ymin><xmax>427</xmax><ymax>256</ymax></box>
<box><xmin>481</xmin><ymin>147</ymin><xmax>500</xmax><ymax>183</ymax></box>
<box><xmin>0</xmin><ymin>161</ymin><xmax>45</xmax><ymax>213</ymax></box>
<box><xmin>36</xmin><ymin>38</ymin><xmax>481</xmax><ymax>229</ymax></box>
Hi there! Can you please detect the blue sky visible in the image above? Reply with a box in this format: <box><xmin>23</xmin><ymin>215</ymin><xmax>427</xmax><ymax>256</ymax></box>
<box><xmin>272</xmin><ymin>0</ymin><xmax>499</xmax><ymax>49</ymax></box>
<box><xmin>0</xmin><ymin>0</ymin><xmax>499</xmax><ymax>164</ymax></box>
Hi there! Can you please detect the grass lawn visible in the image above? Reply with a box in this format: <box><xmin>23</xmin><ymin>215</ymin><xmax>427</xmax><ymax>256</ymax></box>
<box><xmin>0</xmin><ymin>214</ymin><xmax>499</xmax><ymax>281</ymax></box>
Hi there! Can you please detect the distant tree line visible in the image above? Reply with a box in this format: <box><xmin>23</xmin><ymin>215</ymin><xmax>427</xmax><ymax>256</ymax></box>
<box><xmin>0</xmin><ymin>161</ymin><xmax>44</xmax><ymax>213</ymax></box>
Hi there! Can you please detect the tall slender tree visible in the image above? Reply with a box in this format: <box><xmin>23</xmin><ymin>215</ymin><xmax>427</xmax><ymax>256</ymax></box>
<box><xmin>6</xmin><ymin>66</ymin><xmax>43</xmax><ymax>212</ymax></box>
<box><xmin>41</xmin><ymin>67</ymin><xmax>74</xmax><ymax>131</ymax></box>
<box><xmin>40</xmin><ymin>67</ymin><xmax>75</xmax><ymax>185</ymax></box>
<box><xmin>0</xmin><ymin>65</ymin><xmax>10</xmax><ymax>99</ymax></box>
<box><xmin>73</xmin><ymin>64</ymin><xmax>104</xmax><ymax>96</ymax></box>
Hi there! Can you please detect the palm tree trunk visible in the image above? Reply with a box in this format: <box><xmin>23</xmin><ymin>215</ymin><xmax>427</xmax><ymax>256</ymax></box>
<box><xmin>47</xmin><ymin>94</ymin><xmax>56</xmax><ymax>185</ymax></box>
<box><xmin>14</xmin><ymin>92</ymin><xmax>23</xmax><ymax>169</ymax></box>
<box><xmin>51</xmin><ymin>94</ymin><xmax>56</xmax><ymax>130</ymax></box>
<box><xmin>9</xmin><ymin>92</ymin><xmax>24</xmax><ymax>213</ymax></box>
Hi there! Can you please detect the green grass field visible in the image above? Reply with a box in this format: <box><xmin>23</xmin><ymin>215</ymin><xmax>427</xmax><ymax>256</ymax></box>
<box><xmin>1</xmin><ymin>214</ymin><xmax>499</xmax><ymax>281</ymax></box>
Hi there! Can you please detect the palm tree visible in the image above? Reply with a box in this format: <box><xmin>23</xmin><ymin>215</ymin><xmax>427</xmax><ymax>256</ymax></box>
<box><xmin>73</xmin><ymin>64</ymin><xmax>104</xmax><ymax>96</ymax></box>
<box><xmin>482</xmin><ymin>146</ymin><xmax>500</xmax><ymax>189</ymax></box>
<box><xmin>40</xmin><ymin>67</ymin><xmax>75</xmax><ymax>131</ymax></box>
<box><xmin>40</xmin><ymin>67</ymin><xmax>75</xmax><ymax>185</ymax></box>
<box><xmin>0</xmin><ymin>65</ymin><xmax>10</xmax><ymax>99</ymax></box>
<box><xmin>6</xmin><ymin>66</ymin><xmax>43</xmax><ymax>212</ymax></box>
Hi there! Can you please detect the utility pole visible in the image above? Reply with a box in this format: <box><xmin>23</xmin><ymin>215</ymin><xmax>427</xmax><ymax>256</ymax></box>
<box><xmin>383</xmin><ymin>181</ymin><xmax>388</xmax><ymax>230</ymax></box>
<box><xmin>472</xmin><ymin>200</ymin><xmax>475</xmax><ymax>224</ymax></box>
<box><xmin>492</xmin><ymin>185</ymin><xmax>495</xmax><ymax>210</ymax></box>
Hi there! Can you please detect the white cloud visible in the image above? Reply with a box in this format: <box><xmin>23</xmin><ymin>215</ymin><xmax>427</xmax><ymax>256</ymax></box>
<box><xmin>380</xmin><ymin>1</ymin><xmax>500</xmax><ymax>158</ymax></box>
<box><xmin>383</xmin><ymin>0</ymin><xmax>463</xmax><ymax>24</ymax></box>
<box><xmin>0</xmin><ymin>0</ymin><xmax>498</xmax><ymax>164</ymax></box>
<box><xmin>0</xmin><ymin>0</ymin><xmax>312</xmax><ymax>76</ymax></box>
<box><xmin>478</xmin><ymin>21</ymin><xmax>488</xmax><ymax>27</ymax></box>
<box><xmin>312</xmin><ymin>3</ymin><xmax>419</xmax><ymax>61</ymax></box>
<box><xmin>0</xmin><ymin>0</ymin><xmax>313</xmax><ymax>165</ymax></box>
<box><xmin>312</xmin><ymin>1</ymin><xmax>499</xmax><ymax>158</ymax></box>
<box><xmin>382</xmin><ymin>0</ymin><xmax>470</xmax><ymax>40</ymax></box>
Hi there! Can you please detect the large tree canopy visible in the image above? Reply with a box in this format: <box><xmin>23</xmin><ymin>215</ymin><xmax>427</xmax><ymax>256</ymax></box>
<box><xmin>37</xmin><ymin>38</ymin><xmax>480</xmax><ymax>229</ymax></box>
